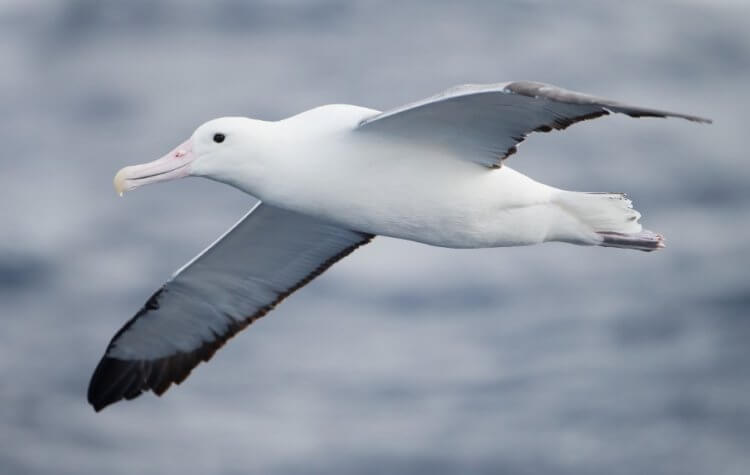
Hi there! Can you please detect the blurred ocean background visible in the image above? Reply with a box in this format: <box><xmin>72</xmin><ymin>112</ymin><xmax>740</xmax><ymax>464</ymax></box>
<box><xmin>1</xmin><ymin>1</ymin><xmax>748</xmax><ymax>474</ymax></box>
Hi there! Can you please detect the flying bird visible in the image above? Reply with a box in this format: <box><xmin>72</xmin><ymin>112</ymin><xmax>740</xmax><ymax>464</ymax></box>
<box><xmin>89</xmin><ymin>81</ymin><xmax>711</xmax><ymax>411</ymax></box>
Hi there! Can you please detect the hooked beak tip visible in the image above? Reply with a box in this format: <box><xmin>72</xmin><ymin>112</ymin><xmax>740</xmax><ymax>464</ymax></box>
<box><xmin>113</xmin><ymin>167</ymin><xmax>129</xmax><ymax>196</ymax></box>
<box><xmin>112</xmin><ymin>137</ymin><xmax>193</xmax><ymax>197</ymax></box>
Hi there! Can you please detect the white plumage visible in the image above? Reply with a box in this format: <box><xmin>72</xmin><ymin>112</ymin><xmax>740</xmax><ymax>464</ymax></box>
<box><xmin>93</xmin><ymin>81</ymin><xmax>710</xmax><ymax>411</ymax></box>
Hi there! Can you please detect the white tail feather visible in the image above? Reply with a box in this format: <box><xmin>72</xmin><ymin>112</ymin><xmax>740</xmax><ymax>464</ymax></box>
<box><xmin>554</xmin><ymin>191</ymin><xmax>665</xmax><ymax>251</ymax></box>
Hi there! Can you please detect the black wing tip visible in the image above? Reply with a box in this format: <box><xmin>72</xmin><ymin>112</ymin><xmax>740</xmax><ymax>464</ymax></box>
<box><xmin>677</xmin><ymin>114</ymin><xmax>713</xmax><ymax>124</ymax></box>
<box><xmin>619</xmin><ymin>108</ymin><xmax>713</xmax><ymax>124</ymax></box>
<box><xmin>505</xmin><ymin>80</ymin><xmax>713</xmax><ymax>125</ymax></box>
<box><xmin>88</xmin><ymin>356</ymin><xmax>143</xmax><ymax>412</ymax></box>
<box><xmin>87</xmin><ymin>316</ymin><xmax>258</xmax><ymax>412</ymax></box>
<box><xmin>87</xmin><ymin>345</ymin><xmax>221</xmax><ymax>412</ymax></box>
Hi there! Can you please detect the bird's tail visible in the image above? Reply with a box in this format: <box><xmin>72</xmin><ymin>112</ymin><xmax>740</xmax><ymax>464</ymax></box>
<box><xmin>553</xmin><ymin>191</ymin><xmax>665</xmax><ymax>252</ymax></box>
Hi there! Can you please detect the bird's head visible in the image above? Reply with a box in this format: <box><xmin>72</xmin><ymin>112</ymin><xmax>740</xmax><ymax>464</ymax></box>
<box><xmin>114</xmin><ymin>117</ymin><xmax>265</xmax><ymax>195</ymax></box>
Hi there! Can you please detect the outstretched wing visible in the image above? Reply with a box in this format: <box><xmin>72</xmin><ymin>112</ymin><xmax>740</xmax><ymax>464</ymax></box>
<box><xmin>356</xmin><ymin>81</ymin><xmax>711</xmax><ymax>168</ymax></box>
<box><xmin>88</xmin><ymin>203</ymin><xmax>373</xmax><ymax>411</ymax></box>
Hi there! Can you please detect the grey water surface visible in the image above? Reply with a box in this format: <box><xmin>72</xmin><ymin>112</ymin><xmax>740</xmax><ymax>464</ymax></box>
<box><xmin>1</xmin><ymin>1</ymin><xmax>748</xmax><ymax>474</ymax></box>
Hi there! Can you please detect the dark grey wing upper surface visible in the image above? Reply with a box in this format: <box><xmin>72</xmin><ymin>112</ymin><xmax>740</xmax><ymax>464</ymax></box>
<box><xmin>88</xmin><ymin>203</ymin><xmax>373</xmax><ymax>411</ymax></box>
<box><xmin>356</xmin><ymin>81</ymin><xmax>711</xmax><ymax>168</ymax></box>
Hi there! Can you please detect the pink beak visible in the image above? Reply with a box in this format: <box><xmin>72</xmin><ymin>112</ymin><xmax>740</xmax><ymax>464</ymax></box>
<box><xmin>113</xmin><ymin>138</ymin><xmax>194</xmax><ymax>195</ymax></box>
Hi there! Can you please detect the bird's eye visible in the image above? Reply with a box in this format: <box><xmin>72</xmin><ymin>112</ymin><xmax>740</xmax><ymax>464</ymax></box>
<box><xmin>213</xmin><ymin>133</ymin><xmax>225</xmax><ymax>143</ymax></box>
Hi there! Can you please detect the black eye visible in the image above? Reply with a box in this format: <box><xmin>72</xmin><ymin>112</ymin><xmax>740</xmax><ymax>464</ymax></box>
<box><xmin>213</xmin><ymin>133</ymin><xmax>225</xmax><ymax>143</ymax></box>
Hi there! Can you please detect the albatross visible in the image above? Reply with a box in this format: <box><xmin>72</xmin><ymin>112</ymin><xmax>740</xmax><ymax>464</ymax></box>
<box><xmin>88</xmin><ymin>81</ymin><xmax>711</xmax><ymax>411</ymax></box>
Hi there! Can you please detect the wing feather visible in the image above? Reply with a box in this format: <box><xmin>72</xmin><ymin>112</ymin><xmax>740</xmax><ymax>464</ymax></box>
<box><xmin>88</xmin><ymin>203</ymin><xmax>372</xmax><ymax>411</ymax></box>
<box><xmin>357</xmin><ymin>80</ymin><xmax>711</xmax><ymax>168</ymax></box>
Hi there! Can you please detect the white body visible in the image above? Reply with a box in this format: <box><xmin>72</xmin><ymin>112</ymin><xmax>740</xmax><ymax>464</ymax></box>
<box><xmin>193</xmin><ymin>105</ymin><xmax>604</xmax><ymax>249</ymax></box>
<box><xmin>92</xmin><ymin>81</ymin><xmax>695</xmax><ymax>410</ymax></box>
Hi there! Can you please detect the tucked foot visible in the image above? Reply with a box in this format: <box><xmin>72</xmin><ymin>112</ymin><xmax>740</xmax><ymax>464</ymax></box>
<box><xmin>597</xmin><ymin>230</ymin><xmax>665</xmax><ymax>252</ymax></box>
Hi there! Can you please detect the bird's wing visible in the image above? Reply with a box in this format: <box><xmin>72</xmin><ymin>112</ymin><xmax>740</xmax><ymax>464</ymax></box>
<box><xmin>88</xmin><ymin>202</ymin><xmax>373</xmax><ymax>411</ymax></box>
<box><xmin>356</xmin><ymin>81</ymin><xmax>711</xmax><ymax>168</ymax></box>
